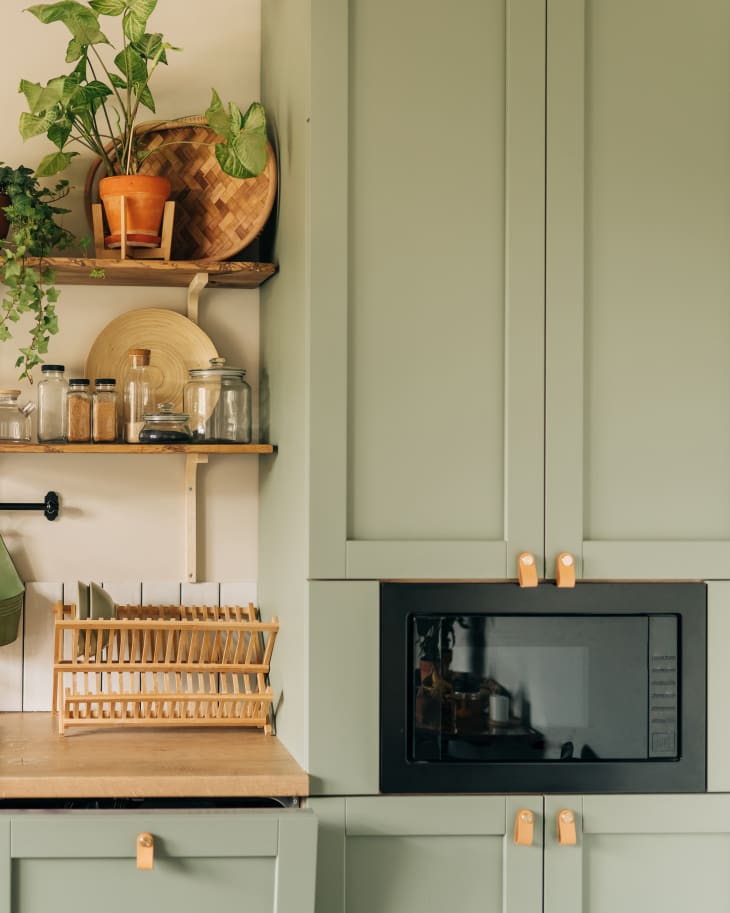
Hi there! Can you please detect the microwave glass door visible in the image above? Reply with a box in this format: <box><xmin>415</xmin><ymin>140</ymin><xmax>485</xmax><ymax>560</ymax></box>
<box><xmin>411</xmin><ymin>614</ymin><xmax>675</xmax><ymax>764</ymax></box>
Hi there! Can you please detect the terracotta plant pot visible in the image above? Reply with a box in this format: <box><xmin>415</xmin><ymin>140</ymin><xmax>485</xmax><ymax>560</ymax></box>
<box><xmin>98</xmin><ymin>174</ymin><xmax>171</xmax><ymax>248</ymax></box>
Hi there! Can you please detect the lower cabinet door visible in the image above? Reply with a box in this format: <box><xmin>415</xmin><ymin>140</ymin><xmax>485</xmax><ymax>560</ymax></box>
<box><xmin>544</xmin><ymin>795</ymin><xmax>730</xmax><ymax>913</ymax></box>
<box><xmin>1</xmin><ymin>809</ymin><xmax>317</xmax><ymax>913</ymax></box>
<box><xmin>309</xmin><ymin>795</ymin><xmax>543</xmax><ymax>913</ymax></box>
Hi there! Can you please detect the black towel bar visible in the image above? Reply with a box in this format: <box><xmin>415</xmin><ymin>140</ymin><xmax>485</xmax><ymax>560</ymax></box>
<box><xmin>0</xmin><ymin>491</ymin><xmax>59</xmax><ymax>521</ymax></box>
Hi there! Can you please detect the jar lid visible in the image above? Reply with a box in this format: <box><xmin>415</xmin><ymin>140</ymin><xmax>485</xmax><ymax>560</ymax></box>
<box><xmin>41</xmin><ymin>364</ymin><xmax>64</xmax><ymax>372</ymax></box>
<box><xmin>142</xmin><ymin>402</ymin><xmax>189</xmax><ymax>422</ymax></box>
<box><xmin>0</xmin><ymin>390</ymin><xmax>21</xmax><ymax>398</ymax></box>
<box><xmin>188</xmin><ymin>356</ymin><xmax>246</xmax><ymax>379</ymax></box>
<box><xmin>94</xmin><ymin>378</ymin><xmax>116</xmax><ymax>385</ymax></box>
<box><xmin>128</xmin><ymin>348</ymin><xmax>151</xmax><ymax>365</ymax></box>
<box><xmin>69</xmin><ymin>378</ymin><xmax>90</xmax><ymax>386</ymax></box>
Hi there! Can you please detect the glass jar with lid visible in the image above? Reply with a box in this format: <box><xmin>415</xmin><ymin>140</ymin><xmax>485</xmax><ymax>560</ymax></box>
<box><xmin>0</xmin><ymin>390</ymin><xmax>35</xmax><ymax>442</ymax></box>
<box><xmin>67</xmin><ymin>378</ymin><xmax>92</xmax><ymax>443</ymax></box>
<box><xmin>138</xmin><ymin>403</ymin><xmax>192</xmax><ymax>443</ymax></box>
<box><xmin>183</xmin><ymin>357</ymin><xmax>252</xmax><ymax>443</ymax></box>
<box><xmin>37</xmin><ymin>364</ymin><xmax>68</xmax><ymax>442</ymax></box>
<box><xmin>92</xmin><ymin>378</ymin><xmax>119</xmax><ymax>443</ymax></box>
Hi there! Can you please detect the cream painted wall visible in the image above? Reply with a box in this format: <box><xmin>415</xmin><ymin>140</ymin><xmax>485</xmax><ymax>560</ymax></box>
<box><xmin>0</xmin><ymin>0</ymin><xmax>264</xmax><ymax>584</ymax></box>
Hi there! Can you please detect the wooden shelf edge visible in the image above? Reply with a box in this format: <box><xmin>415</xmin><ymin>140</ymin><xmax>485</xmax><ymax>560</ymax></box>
<box><xmin>0</xmin><ymin>443</ymin><xmax>276</xmax><ymax>454</ymax></box>
<box><xmin>21</xmin><ymin>257</ymin><xmax>277</xmax><ymax>289</ymax></box>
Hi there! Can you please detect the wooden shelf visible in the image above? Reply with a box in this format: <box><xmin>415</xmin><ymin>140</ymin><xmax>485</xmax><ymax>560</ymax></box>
<box><xmin>29</xmin><ymin>257</ymin><xmax>276</xmax><ymax>289</ymax></box>
<box><xmin>0</xmin><ymin>443</ymin><xmax>275</xmax><ymax>454</ymax></box>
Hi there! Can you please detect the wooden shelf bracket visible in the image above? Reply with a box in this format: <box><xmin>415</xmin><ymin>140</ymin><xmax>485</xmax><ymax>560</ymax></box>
<box><xmin>185</xmin><ymin>452</ymin><xmax>208</xmax><ymax>583</ymax></box>
<box><xmin>186</xmin><ymin>271</ymin><xmax>209</xmax><ymax>324</ymax></box>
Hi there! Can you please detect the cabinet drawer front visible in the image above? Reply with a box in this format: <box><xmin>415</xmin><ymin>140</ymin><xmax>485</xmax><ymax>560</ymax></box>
<box><xmin>11</xmin><ymin>812</ymin><xmax>279</xmax><ymax>858</ymax></box>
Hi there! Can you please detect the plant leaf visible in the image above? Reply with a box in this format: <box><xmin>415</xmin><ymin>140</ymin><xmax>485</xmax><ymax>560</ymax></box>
<box><xmin>34</xmin><ymin>150</ymin><xmax>78</xmax><ymax>177</ymax></box>
<box><xmin>215</xmin><ymin>130</ymin><xmax>267</xmax><ymax>179</ymax></box>
<box><xmin>27</xmin><ymin>2</ymin><xmax>109</xmax><ymax>45</ymax></box>
<box><xmin>89</xmin><ymin>0</ymin><xmax>126</xmax><ymax>14</ymax></box>
<box><xmin>18</xmin><ymin>77</ymin><xmax>68</xmax><ymax>115</ymax></box>
<box><xmin>241</xmin><ymin>101</ymin><xmax>267</xmax><ymax>135</ymax></box>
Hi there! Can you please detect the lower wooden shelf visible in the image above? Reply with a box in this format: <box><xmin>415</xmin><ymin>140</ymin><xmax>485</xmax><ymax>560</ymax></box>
<box><xmin>0</xmin><ymin>443</ymin><xmax>275</xmax><ymax>454</ymax></box>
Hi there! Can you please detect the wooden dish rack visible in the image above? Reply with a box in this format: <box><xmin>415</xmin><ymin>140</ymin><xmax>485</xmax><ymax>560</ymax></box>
<box><xmin>52</xmin><ymin>601</ymin><xmax>278</xmax><ymax>735</ymax></box>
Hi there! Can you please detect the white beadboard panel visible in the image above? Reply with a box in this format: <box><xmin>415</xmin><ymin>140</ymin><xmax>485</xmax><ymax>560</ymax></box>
<box><xmin>101</xmin><ymin>581</ymin><xmax>142</xmax><ymax>607</ymax></box>
<box><xmin>181</xmin><ymin>582</ymin><xmax>220</xmax><ymax>606</ymax></box>
<box><xmin>220</xmin><ymin>581</ymin><xmax>258</xmax><ymax>608</ymax></box>
<box><xmin>0</xmin><ymin>599</ymin><xmax>23</xmax><ymax>711</ymax></box>
<box><xmin>141</xmin><ymin>581</ymin><xmax>182</xmax><ymax>606</ymax></box>
<box><xmin>23</xmin><ymin>583</ymin><xmax>62</xmax><ymax>711</ymax></box>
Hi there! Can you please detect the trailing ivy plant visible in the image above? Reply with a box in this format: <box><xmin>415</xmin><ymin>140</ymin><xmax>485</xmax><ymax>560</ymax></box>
<box><xmin>0</xmin><ymin>164</ymin><xmax>75</xmax><ymax>381</ymax></box>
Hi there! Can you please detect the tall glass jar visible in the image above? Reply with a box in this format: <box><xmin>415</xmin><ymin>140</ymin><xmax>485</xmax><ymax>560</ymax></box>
<box><xmin>67</xmin><ymin>378</ymin><xmax>92</xmax><ymax>442</ymax></box>
<box><xmin>183</xmin><ymin>357</ymin><xmax>252</xmax><ymax>443</ymax></box>
<box><xmin>123</xmin><ymin>348</ymin><xmax>155</xmax><ymax>443</ymax></box>
<box><xmin>37</xmin><ymin>364</ymin><xmax>68</xmax><ymax>443</ymax></box>
<box><xmin>92</xmin><ymin>378</ymin><xmax>118</xmax><ymax>443</ymax></box>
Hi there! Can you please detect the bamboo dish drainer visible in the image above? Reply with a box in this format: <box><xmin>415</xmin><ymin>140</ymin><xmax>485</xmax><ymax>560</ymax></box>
<box><xmin>52</xmin><ymin>601</ymin><xmax>278</xmax><ymax>735</ymax></box>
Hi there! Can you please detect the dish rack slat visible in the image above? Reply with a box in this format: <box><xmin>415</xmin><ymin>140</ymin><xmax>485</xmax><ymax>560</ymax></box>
<box><xmin>52</xmin><ymin>601</ymin><xmax>278</xmax><ymax>734</ymax></box>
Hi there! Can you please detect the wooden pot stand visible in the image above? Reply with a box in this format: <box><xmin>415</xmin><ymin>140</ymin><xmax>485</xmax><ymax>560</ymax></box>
<box><xmin>91</xmin><ymin>199</ymin><xmax>175</xmax><ymax>261</ymax></box>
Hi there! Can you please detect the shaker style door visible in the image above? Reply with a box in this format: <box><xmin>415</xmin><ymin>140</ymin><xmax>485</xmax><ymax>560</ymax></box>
<box><xmin>544</xmin><ymin>795</ymin><xmax>730</xmax><ymax>913</ymax></box>
<box><xmin>545</xmin><ymin>0</ymin><xmax>730</xmax><ymax>579</ymax></box>
<box><xmin>2</xmin><ymin>811</ymin><xmax>317</xmax><ymax>913</ymax></box>
<box><xmin>310</xmin><ymin>796</ymin><xmax>543</xmax><ymax>913</ymax></box>
<box><xmin>307</xmin><ymin>0</ymin><xmax>547</xmax><ymax>580</ymax></box>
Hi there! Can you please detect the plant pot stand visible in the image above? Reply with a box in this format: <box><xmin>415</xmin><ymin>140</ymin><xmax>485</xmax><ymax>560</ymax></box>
<box><xmin>91</xmin><ymin>199</ymin><xmax>175</xmax><ymax>260</ymax></box>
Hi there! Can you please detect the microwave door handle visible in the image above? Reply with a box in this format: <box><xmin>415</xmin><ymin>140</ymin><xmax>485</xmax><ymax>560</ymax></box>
<box><xmin>514</xmin><ymin>809</ymin><xmax>535</xmax><ymax>846</ymax></box>
<box><xmin>557</xmin><ymin>809</ymin><xmax>577</xmax><ymax>846</ymax></box>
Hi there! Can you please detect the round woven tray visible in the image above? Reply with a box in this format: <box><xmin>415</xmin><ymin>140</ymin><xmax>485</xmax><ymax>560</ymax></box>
<box><xmin>84</xmin><ymin>116</ymin><xmax>277</xmax><ymax>261</ymax></box>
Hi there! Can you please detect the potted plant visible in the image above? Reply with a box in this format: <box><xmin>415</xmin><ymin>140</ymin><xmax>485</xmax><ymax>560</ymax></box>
<box><xmin>0</xmin><ymin>164</ymin><xmax>74</xmax><ymax>381</ymax></box>
<box><xmin>18</xmin><ymin>0</ymin><xmax>268</xmax><ymax>247</ymax></box>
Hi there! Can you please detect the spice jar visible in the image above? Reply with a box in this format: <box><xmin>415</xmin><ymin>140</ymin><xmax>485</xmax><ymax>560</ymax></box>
<box><xmin>138</xmin><ymin>403</ymin><xmax>192</xmax><ymax>443</ymax></box>
<box><xmin>183</xmin><ymin>357</ymin><xmax>252</xmax><ymax>443</ymax></box>
<box><xmin>123</xmin><ymin>347</ymin><xmax>155</xmax><ymax>443</ymax></box>
<box><xmin>92</xmin><ymin>378</ymin><xmax>118</xmax><ymax>443</ymax></box>
<box><xmin>67</xmin><ymin>378</ymin><xmax>92</xmax><ymax>442</ymax></box>
<box><xmin>37</xmin><ymin>364</ymin><xmax>68</xmax><ymax>443</ymax></box>
<box><xmin>0</xmin><ymin>390</ymin><xmax>35</xmax><ymax>442</ymax></box>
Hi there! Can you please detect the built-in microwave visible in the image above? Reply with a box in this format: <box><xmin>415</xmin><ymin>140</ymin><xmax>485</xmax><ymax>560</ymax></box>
<box><xmin>380</xmin><ymin>581</ymin><xmax>706</xmax><ymax>794</ymax></box>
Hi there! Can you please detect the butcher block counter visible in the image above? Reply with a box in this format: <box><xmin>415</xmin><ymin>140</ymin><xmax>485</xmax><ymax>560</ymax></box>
<box><xmin>0</xmin><ymin>713</ymin><xmax>309</xmax><ymax>799</ymax></box>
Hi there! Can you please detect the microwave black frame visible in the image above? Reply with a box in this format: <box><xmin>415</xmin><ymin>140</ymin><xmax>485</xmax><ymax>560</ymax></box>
<box><xmin>380</xmin><ymin>581</ymin><xmax>707</xmax><ymax>794</ymax></box>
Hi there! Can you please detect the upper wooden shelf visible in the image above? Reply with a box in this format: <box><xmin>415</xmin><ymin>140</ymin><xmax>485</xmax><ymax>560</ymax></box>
<box><xmin>30</xmin><ymin>257</ymin><xmax>277</xmax><ymax>289</ymax></box>
<box><xmin>0</xmin><ymin>443</ymin><xmax>275</xmax><ymax>454</ymax></box>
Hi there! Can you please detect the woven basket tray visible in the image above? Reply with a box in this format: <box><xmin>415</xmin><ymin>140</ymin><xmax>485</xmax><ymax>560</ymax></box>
<box><xmin>84</xmin><ymin>117</ymin><xmax>277</xmax><ymax>261</ymax></box>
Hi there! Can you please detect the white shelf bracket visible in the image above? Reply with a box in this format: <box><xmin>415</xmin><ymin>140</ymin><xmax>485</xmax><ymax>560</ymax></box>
<box><xmin>185</xmin><ymin>452</ymin><xmax>209</xmax><ymax>583</ymax></box>
<box><xmin>186</xmin><ymin>271</ymin><xmax>209</xmax><ymax>324</ymax></box>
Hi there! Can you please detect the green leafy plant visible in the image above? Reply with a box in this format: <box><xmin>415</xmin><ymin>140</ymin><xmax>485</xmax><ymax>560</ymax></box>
<box><xmin>18</xmin><ymin>0</ymin><xmax>268</xmax><ymax>180</ymax></box>
<box><xmin>0</xmin><ymin>164</ymin><xmax>75</xmax><ymax>381</ymax></box>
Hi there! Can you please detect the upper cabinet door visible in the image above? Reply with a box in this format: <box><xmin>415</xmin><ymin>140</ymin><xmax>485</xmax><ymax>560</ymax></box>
<box><xmin>309</xmin><ymin>0</ymin><xmax>547</xmax><ymax>579</ymax></box>
<box><xmin>546</xmin><ymin>0</ymin><xmax>730</xmax><ymax>579</ymax></box>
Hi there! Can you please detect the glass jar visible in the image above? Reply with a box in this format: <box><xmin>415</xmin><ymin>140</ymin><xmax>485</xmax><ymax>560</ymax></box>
<box><xmin>37</xmin><ymin>364</ymin><xmax>68</xmax><ymax>442</ymax></box>
<box><xmin>0</xmin><ymin>390</ymin><xmax>35</xmax><ymax>442</ymax></box>
<box><xmin>183</xmin><ymin>357</ymin><xmax>252</xmax><ymax>443</ymax></box>
<box><xmin>92</xmin><ymin>378</ymin><xmax>119</xmax><ymax>443</ymax></box>
<box><xmin>138</xmin><ymin>403</ymin><xmax>192</xmax><ymax>443</ymax></box>
<box><xmin>123</xmin><ymin>347</ymin><xmax>155</xmax><ymax>443</ymax></box>
<box><xmin>67</xmin><ymin>378</ymin><xmax>92</xmax><ymax>442</ymax></box>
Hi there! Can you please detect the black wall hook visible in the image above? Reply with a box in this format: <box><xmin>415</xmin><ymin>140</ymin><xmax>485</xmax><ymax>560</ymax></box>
<box><xmin>0</xmin><ymin>490</ymin><xmax>59</xmax><ymax>521</ymax></box>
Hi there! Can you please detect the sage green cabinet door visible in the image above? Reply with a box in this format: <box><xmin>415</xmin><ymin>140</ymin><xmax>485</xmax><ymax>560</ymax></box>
<box><xmin>546</xmin><ymin>0</ymin><xmax>730</xmax><ymax>579</ymax></box>
<box><xmin>2</xmin><ymin>810</ymin><xmax>317</xmax><ymax>913</ymax></box>
<box><xmin>307</xmin><ymin>0</ymin><xmax>546</xmax><ymax>580</ymax></box>
<box><xmin>544</xmin><ymin>795</ymin><xmax>730</xmax><ymax>913</ymax></box>
<box><xmin>309</xmin><ymin>796</ymin><xmax>543</xmax><ymax>913</ymax></box>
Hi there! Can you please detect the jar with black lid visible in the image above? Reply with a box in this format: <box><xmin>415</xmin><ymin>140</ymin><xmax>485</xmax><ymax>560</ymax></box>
<box><xmin>138</xmin><ymin>403</ymin><xmax>192</xmax><ymax>443</ymax></box>
<box><xmin>67</xmin><ymin>378</ymin><xmax>92</xmax><ymax>443</ymax></box>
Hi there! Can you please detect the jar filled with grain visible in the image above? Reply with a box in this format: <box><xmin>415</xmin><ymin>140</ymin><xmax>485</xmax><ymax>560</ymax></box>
<box><xmin>67</xmin><ymin>378</ymin><xmax>91</xmax><ymax>443</ymax></box>
<box><xmin>92</xmin><ymin>378</ymin><xmax>118</xmax><ymax>443</ymax></box>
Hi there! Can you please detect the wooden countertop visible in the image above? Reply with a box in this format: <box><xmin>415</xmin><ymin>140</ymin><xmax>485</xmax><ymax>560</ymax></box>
<box><xmin>0</xmin><ymin>713</ymin><xmax>309</xmax><ymax>799</ymax></box>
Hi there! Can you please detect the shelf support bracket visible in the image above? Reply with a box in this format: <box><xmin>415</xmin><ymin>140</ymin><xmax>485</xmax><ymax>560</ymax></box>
<box><xmin>186</xmin><ymin>271</ymin><xmax>209</xmax><ymax>325</ymax></box>
<box><xmin>185</xmin><ymin>453</ymin><xmax>208</xmax><ymax>583</ymax></box>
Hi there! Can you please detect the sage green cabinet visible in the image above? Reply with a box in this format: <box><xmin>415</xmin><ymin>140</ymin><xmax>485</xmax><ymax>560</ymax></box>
<box><xmin>308</xmin><ymin>796</ymin><xmax>542</xmax><ymax>913</ymax></box>
<box><xmin>545</xmin><ymin>0</ymin><xmax>730</xmax><ymax>579</ymax></box>
<box><xmin>309</xmin><ymin>795</ymin><xmax>730</xmax><ymax>913</ymax></box>
<box><xmin>0</xmin><ymin>810</ymin><xmax>317</xmax><ymax>913</ymax></box>
<box><xmin>262</xmin><ymin>0</ymin><xmax>730</xmax><ymax>584</ymax></box>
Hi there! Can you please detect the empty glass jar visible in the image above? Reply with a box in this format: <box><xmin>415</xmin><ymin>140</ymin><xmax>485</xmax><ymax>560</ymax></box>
<box><xmin>0</xmin><ymin>390</ymin><xmax>35</xmax><ymax>442</ymax></box>
<box><xmin>184</xmin><ymin>357</ymin><xmax>252</xmax><ymax>443</ymax></box>
<box><xmin>138</xmin><ymin>403</ymin><xmax>192</xmax><ymax>443</ymax></box>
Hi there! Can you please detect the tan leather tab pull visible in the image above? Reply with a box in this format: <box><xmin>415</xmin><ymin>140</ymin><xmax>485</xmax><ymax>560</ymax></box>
<box><xmin>518</xmin><ymin>552</ymin><xmax>538</xmax><ymax>587</ymax></box>
<box><xmin>557</xmin><ymin>809</ymin><xmax>577</xmax><ymax>845</ymax></box>
<box><xmin>137</xmin><ymin>832</ymin><xmax>154</xmax><ymax>870</ymax></box>
<box><xmin>556</xmin><ymin>552</ymin><xmax>576</xmax><ymax>588</ymax></box>
<box><xmin>514</xmin><ymin>808</ymin><xmax>535</xmax><ymax>846</ymax></box>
